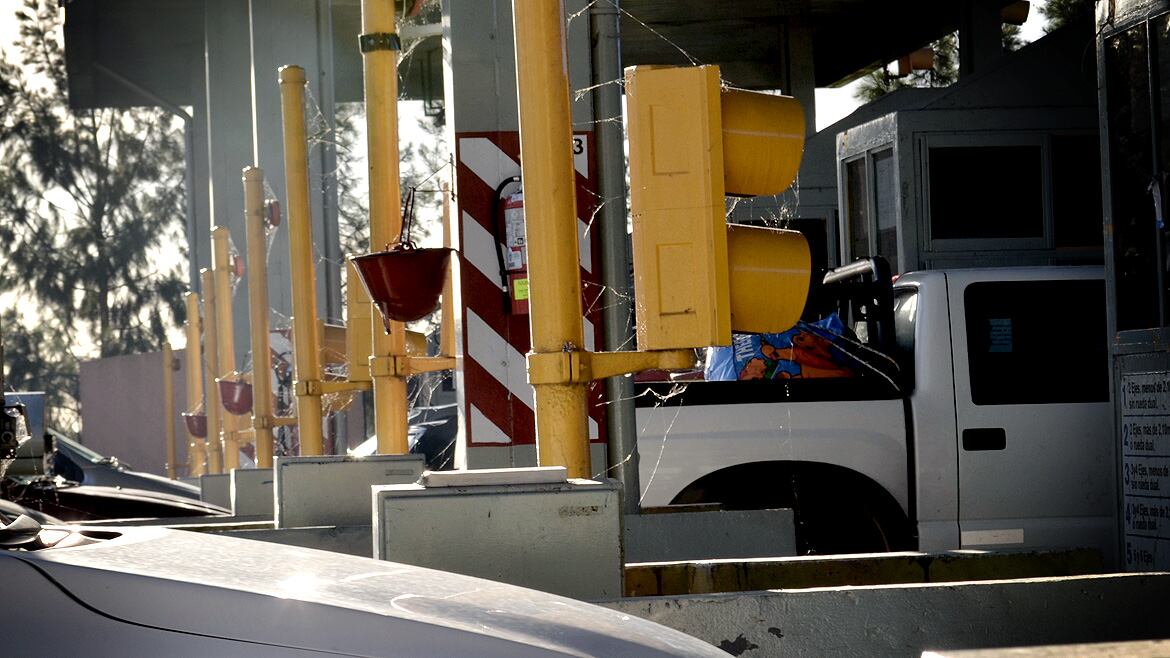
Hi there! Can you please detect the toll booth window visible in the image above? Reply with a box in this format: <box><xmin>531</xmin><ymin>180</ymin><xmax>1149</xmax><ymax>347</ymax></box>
<box><xmin>964</xmin><ymin>280</ymin><xmax>1108</xmax><ymax>405</ymax></box>
<box><xmin>929</xmin><ymin>145</ymin><xmax>1043</xmax><ymax>241</ymax></box>
<box><xmin>845</xmin><ymin>158</ymin><xmax>869</xmax><ymax>259</ymax></box>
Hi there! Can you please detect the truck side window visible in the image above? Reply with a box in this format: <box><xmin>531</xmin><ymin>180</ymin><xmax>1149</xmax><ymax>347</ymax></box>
<box><xmin>892</xmin><ymin>289</ymin><xmax>918</xmax><ymax>391</ymax></box>
<box><xmin>964</xmin><ymin>280</ymin><xmax>1108</xmax><ymax>405</ymax></box>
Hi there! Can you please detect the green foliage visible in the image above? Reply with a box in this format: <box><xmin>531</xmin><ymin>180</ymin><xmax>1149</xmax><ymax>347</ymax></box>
<box><xmin>1041</xmin><ymin>0</ymin><xmax>1095</xmax><ymax>32</ymax></box>
<box><xmin>1002</xmin><ymin>23</ymin><xmax>1024</xmax><ymax>53</ymax></box>
<box><xmin>855</xmin><ymin>22</ymin><xmax>1029</xmax><ymax>105</ymax></box>
<box><xmin>856</xmin><ymin>34</ymin><xmax>958</xmax><ymax>104</ymax></box>
<box><xmin>334</xmin><ymin>102</ymin><xmax>448</xmax><ymax>260</ymax></box>
<box><xmin>334</xmin><ymin>102</ymin><xmax>371</xmax><ymax>258</ymax></box>
<box><xmin>399</xmin><ymin>111</ymin><xmax>449</xmax><ymax>244</ymax></box>
<box><xmin>0</xmin><ymin>0</ymin><xmax>188</xmax><ymax>427</ymax></box>
<box><xmin>1</xmin><ymin>310</ymin><xmax>78</xmax><ymax>430</ymax></box>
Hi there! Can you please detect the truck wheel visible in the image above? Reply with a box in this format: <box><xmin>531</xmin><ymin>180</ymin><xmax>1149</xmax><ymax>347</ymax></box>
<box><xmin>787</xmin><ymin>475</ymin><xmax>906</xmax><ymax>554</ymax></box>
<box><xmin>670</xmin><ymin>462</ymin><xmax>914</xmax><ymax>555</ymax></box>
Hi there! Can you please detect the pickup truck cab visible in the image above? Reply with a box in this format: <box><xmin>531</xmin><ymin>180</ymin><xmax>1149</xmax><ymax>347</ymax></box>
<box><xmin>635</xmin><ymin>265</ymin><xmax>1113</xmax><ymax>557</ymax></box>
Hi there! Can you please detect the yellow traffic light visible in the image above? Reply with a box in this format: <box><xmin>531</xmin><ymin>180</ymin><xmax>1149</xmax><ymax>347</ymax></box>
<box><xmin>625</xmin><ymin>64</ymin><xmax>811</xmax><ymax>350</ymax></box>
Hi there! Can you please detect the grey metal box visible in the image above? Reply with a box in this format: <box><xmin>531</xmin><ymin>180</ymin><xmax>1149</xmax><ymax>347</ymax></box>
<box><xmin>274</xmin><ymin>454</ymin><xmax>425</xmax><ymax>528</ymax></box>
<box><xmin>200</xmin><ymin>473</ymin><xmax>231</xmax><ymax>509</ymax></box>
<box><xmin>373</xmin><ymin>467</ymin><xmax>623</xmax><ymax>600</ymax></box>
<box><xmin>230</xmin><ymin>468</ymin><xmax>274</xmax><ymax>518</ymax></box>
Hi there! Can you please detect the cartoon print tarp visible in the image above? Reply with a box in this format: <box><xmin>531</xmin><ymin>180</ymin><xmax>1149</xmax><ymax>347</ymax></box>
<box><xmin>704</xmin><ymin>314</ymin><xmax>856</xmax><ymax>381</ymax></box>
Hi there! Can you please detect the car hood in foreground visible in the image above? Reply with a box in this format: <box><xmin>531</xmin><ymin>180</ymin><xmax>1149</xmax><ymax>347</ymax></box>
<box><xmin>12</xmin><ymin>526</ymin><xmax>722</xmax><ymax>657</ymax></box>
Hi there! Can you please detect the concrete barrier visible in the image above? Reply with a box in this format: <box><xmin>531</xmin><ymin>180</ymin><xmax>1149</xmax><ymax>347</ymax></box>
<box><xmin>625</xmin><ymin>549</ymin><xmax>1104</xmax><ymax>596</ymax></box>
<box><xmin>199</xmin><ymin>473</ymin><xmax>230</xmax><ymax>509</ymax></box>
<box><xmin>927</xmin><ymin>638</ymin><xmax>1170</xmax><ymax>657</ymax></box>
<box><xmin>373</xmin><ymin>469</ymin><xmax>623</xmax><ymax>600</ymax></box>
<box><xmin>603</xmin><ymin>573</ymin><xmax>1170</xmax><ymax>657</ymax></box>
<box><xmin>274</xmin><ymin>454</ymin><xmax>425</xmax><ymax>528</ymax></box>
<box><xmin>625</xmin><ymin>508</ymin><xmax>796</xmax><ymax>564</ymax></box>
<box><xmin>230</xmin><ymin>467</ymin><xmax>273</xmax><ymax>518</ymax></box>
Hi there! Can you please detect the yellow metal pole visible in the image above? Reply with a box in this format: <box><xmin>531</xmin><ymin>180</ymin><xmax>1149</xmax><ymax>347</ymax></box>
<box><xmin>513</xmin><ymin>0</ymin><xmax>590</xmax><ymax>477</ymax></box>
<box><xmin>200</xmin><ymin>269</ymin><xmax>224</xmax><ymax>473</ymax></box>
<box><xmin>212</xmin><ymin>226</ymin><xmax>242</xmax><ymax>470</ymax></box>
<box><xmin>243</xmin><ymin>166</ymin><xmax>275</xmax><ymax>468</ymax></box>
<box><xmin>162</xmin><ymin>342</ymin><xmax>176</xmax><ymax>479</ymax></box>
<box><xmin>440</xmin><ymin>181</ymin><xmax>456</xmax><ymax>358</ymax></box>
<box><xmin>360</xmin><ymin>0</ymin><xmax>410</xmax><ymax>455</ymax></box>
<box><xmin>184</xmin><ymin>292</ymin><xmax>207</xmax><ymax>477</ymax></box>
<box><xmin>278</xmin><ymin>65</ymin><xmax>325</xmax><ymax>456</ymax></box>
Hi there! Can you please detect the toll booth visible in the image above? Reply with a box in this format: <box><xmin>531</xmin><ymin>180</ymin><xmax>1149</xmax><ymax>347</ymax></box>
<box><xmin>835</xmin><ymin>23</ymin><xmax>1103</xmax><ymax>274</ymax></box>
<box><xmin>1098</xmin><ymin>0</ymin><xmax>1170</xmax><ymax>571</ymax></box>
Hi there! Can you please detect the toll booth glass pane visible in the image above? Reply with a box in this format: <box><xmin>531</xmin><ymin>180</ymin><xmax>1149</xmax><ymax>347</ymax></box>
<box><xmin>1105</xmin><ymin>25</ymin><xmax>1159</xmax><ymax>331</ymax></box>
<box><xmin>873</xmin><ymin>149</ymin><xmax>899</xmax><ymax>271</ymax></box>
<box><xmin>845</xmin><ymin>158</ymin><xmax>869</xmax><ymax>259</ymax></box>
<box><xmin>928</xmin><ymin>145</ymin><xmax>1043</xmax><ymax>240</ymax></box>
<box><xmin>1158</xmin><ymin>15</ymin><xmax>1170</xmax><ymax>175</ymax></box>
<box><xmin>1052</xmin><ymin>134</ymin><xmax>1104</xmax><ymax>249</ymax></box>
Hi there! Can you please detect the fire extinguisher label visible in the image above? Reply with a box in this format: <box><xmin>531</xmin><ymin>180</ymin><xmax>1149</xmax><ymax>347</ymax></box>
<box><xmin>513</xmin><ymin>277</ymin><xmax>529</xmax><ymax>301</ymax></box>
<box><xmin>504</xmin><ymin>193</ymin><xmax>526</xmax><ymax>272</ymax></box>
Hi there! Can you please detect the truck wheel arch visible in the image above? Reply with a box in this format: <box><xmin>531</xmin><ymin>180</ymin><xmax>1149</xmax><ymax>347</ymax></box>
<box><xmin>668</xmin><ymin>461</ymin><xmax>915</xmax><ymax>554</ymax></box>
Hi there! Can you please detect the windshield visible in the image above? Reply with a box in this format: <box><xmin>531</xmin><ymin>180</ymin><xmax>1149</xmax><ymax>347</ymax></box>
<box><xmin>52</xmin><ymin>431</ymin><xmax>107</xmax><ymax>465</ymax></box>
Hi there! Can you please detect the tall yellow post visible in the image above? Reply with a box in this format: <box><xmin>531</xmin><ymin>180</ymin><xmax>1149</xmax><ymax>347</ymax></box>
<box><xmin>212</xmin><ymin>226</ymin><xmax>242</xmax><ymax>470</ymax></box>
<box><xmin>243</xmin><ymin>167</ymin><xmax>275</xmax><ymax>468</ymax></box>
<box><xmin>360</xmin><ymin>0</ymin><xmax>410</xmax><ymax>455</ymax></box>
<box><xmin>278</xmin><ymin>65</ymin><xmax>325</xmax><ymax>456</ymax></box>
<box><xmin>200</xmin><ymin>269</ymin><xmax>225</xmax><ymax>473</ymax></box>
<box><xmin>512</xmin><ymin>0</ymin><xmax>591</xmax><ymax>477</ymax></box>
<box><xmin>162</xmin><ymin>342</ymin><xmax>176</xmax><ymax>479</ymax></box>
<box><xmin>184</xmin><ymin>292</ymin><xmax>207</xmax><ymax>476</ymax></box>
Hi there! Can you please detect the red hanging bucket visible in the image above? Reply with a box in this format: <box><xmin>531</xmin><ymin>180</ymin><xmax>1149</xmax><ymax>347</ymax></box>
<box><xmin>352</xmin><ymin>246</ymin><xmax>453</xmax><ymax>330</ymax></box>
<box><xmin>182</xmin><ymin>413</ymin><xmax>208</xmax><ymax>438</ymax></box>
<box><xmin>217</xmin><ymin>378</ymin><xmax>254</xmax><ymax>416</ymax></box>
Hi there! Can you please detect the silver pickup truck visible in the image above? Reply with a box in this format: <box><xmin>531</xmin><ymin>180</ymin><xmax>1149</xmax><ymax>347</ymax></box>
<box><xmin>635</xmin><ymin>264</ymin><xmax>1113</xmax><ymax>558</ymax></box>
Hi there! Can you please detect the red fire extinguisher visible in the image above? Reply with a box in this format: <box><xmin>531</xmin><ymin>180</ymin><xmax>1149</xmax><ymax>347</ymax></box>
<box><xmin>502</xmin><ymin>191</ymin><xmax>529</xmax><ymax>314</ymax></box>
<box><xmin>493</xmin><ymin>176</ymin><xmax>528</xmax><ymax>315</ymax></box>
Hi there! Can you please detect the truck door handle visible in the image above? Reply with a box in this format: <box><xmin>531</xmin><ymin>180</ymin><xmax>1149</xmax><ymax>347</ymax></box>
<box><xmin>962</xmin><ymin>428</ymin><xmax>1006</xmax><ymax>451</ymax></box>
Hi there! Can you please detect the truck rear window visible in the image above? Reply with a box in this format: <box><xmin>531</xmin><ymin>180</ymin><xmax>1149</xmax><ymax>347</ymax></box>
<box><xmin>964</xmin><ymin>280</ymin><xmax>1108</xmax><ymax>405</ymax></box>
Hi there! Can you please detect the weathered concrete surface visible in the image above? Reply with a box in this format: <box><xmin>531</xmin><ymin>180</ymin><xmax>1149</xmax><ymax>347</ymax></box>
<box><xmin>626</xmin><ymin>549</ymin><xmax>1104</xmax><ymax>596</ymax></box>
<box><xmin>625</xmin><ymin>508</ymin><xmax>796</xmax><ymax>564</ymax></box>
<box><xmin>604</xmin><ymin>573</ymin><xmax>1170</xmax><ymax>657</ymax></box>
<box><xmin>927</xmin><ymin>638</ymin><xmax>1170</xmax><ymax>657</ymax></box>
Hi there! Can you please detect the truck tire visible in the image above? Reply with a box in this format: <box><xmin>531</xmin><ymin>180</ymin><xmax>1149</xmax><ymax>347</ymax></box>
<box><xmin>670</xmin><ymin>461</ymin><xmax>914</xmax><ymax>555</ymax></box>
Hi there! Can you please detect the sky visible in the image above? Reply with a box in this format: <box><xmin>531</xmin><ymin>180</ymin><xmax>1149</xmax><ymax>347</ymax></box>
<box><xmin>0</xmin><ymin>1</ymin><xmax>19</xmax><ymax>56</ymax></box>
